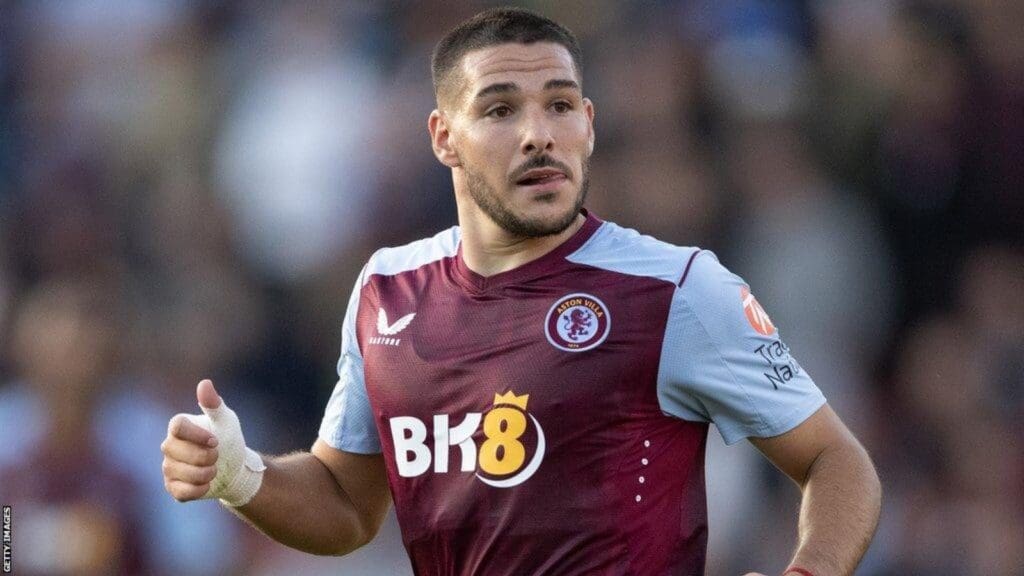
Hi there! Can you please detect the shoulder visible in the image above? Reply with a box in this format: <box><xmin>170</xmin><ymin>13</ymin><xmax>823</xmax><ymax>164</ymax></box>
<box><xmin>673</xmin><ymin>250</ymin><xmax>746</xmax><ymax>310</ymax></box>
<box><xmin>568</xmin><ymin>221</ymin><xmax>748</xmax><ymax>322</ymax></box>
<box><xmin>567</xmin><ymin>220</ymin><xmax>704</xmax><ymax>285</ymax></box>
<box><xmin>363</xmin><ymin>226</ymin><xmax>461</xmax><ymax>284</ymax></box>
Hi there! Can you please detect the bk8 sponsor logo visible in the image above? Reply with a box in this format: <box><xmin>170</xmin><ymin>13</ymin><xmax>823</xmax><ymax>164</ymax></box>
<box><xmin>388</xmin><ymin>391</ymin><xmax>545</xmax><ymax>488</ymax></box>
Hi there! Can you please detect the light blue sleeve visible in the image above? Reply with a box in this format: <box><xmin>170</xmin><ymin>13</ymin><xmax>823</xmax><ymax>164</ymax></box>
<box><xmin>318</xmin><ymin>261</ymin><xmax>381</xmax><ymax>454</ymax></box>
<box><xmin>657</xmin><ymin>251</ymin><xmax>826</xmax><ymax>445</ymax></box>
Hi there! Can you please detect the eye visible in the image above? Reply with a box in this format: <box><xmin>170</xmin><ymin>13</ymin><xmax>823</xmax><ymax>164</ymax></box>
<box><xmin>487</xmin><ymin>105</ymin><xmax>513</xmax><ymax>119</ymax></box>
<box><xmin>551</xmin><ymin>101</ymin><xmax>573</xmax><ymax>113</ymax></box>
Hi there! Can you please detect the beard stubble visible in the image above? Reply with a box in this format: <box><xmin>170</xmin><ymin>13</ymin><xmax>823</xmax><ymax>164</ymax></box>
<box><xmin>464</xmin><ymin>157</ymin><xmax>590</xmax><ymax>238</ymax></box>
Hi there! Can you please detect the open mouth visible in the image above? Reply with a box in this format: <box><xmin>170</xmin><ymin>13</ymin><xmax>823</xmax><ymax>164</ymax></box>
<box><xmin>515</xmin><ymin>169</ymin><xmax>568</xmax><ymax>187</ymax></box>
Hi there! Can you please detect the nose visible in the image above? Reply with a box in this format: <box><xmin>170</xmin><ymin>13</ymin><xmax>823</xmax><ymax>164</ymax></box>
<box><xmin>520</xmin><ymin>107</ymin><xmax>554</xmax><ymax>155</ymax></box>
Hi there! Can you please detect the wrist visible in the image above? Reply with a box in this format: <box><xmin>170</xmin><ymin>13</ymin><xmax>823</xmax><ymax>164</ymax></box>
<box><xmin>783</xmin><ymin>568</ymin><xmax>815</xmax><ymax>576</ymax></box>
<box><xmin>218</xmin><ymin>446</ymin><xmax>267</xmax><ymax>507</ymax></box>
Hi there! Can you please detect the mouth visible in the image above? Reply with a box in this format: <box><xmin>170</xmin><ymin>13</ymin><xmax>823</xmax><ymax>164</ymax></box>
<box><xmin>515</xmin><ymin>168</ymin><xmax>568</xmax><ymax>188</ymax></box>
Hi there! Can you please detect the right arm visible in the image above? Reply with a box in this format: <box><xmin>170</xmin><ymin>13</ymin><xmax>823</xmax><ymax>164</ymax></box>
<box><xmin>162</xmin><ymin>260</ymin><xmax>388</xmax><ymax>555</ymax></box>
<box><xmin>231</xmin><ymin>442</ymin><xmax>390</xmax><ymax>556</ymax></box>
<box><xmin>161</xmin><ymin>382</ymin><xmax>391</xmax><ymax>556</ymax></box>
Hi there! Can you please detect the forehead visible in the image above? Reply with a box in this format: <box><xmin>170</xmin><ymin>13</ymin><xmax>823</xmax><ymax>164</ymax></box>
<box><xmin>459</xmin><ymin>42</ymin><xmax>579</xmax><ymax>90</ymax></box>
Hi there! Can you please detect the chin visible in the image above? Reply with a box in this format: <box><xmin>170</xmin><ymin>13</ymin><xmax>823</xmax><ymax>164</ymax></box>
<box><xmin>509</xmin><ymin>202</ymin><xmax>581</xmax><ymax>238</ymax></box>
<box><xmin>469</xmin><ymin>168</ymin><xmax>587</xmax><ymax>238</ymax></box>
<box><xmin>530</xmin><ymin>202</ymin><xmax>575</xmax><ymax>222</ymax></box>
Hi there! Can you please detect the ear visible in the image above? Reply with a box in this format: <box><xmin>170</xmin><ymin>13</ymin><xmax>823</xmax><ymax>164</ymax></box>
<box><xmin>428</xmin><ymin>110</ymin><xmax>462</xmax><ymax>168</ymax></box>
<box><xmin>583</xmin><ymin>97</ymin><xmax>596</xmax><ymax>157</ymax></box>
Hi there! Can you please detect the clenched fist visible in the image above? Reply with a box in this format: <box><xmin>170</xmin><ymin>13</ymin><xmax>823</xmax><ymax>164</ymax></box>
<box><xmin>161</xmin><ymin>379</ymin><xmax>266</xmax><ymax>507</ymax></box>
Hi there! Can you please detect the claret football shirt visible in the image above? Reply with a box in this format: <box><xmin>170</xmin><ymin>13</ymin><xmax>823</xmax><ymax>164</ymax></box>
<box><xmin>319</xmin><ymin>210</ymin><xmax>825</xmax><ymax>576</ymax></box>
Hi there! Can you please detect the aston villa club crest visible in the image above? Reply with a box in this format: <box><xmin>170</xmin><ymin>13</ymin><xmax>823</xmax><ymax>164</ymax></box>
<box><xmin>545</xmin><ymin>293</ymin><xmax>611</xmax><ymax>352</ymax></box>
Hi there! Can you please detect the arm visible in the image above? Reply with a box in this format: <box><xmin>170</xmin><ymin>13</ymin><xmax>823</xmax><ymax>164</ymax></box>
<box><xmin>162</xmin><ymin>257</ymin><xmax>389</xmax><ymax>555</ymax></box>
<box><xmin>747</xmin><ymin>404</ymin><xmax>882</xmax><ymax>576</ymax></box>
<box><xmin>162</xmin><ymin>381</ymin><xmax>391</xmax><ymax>556</ymax></box>
<box><xmin>228</xmin><ymin>441</ymin><xmax>390</xmax><ymax>555</ymax></box>
<box><xmin>656</xmin><ymin>252</ymin><xmax>879</xmax><ymax>573</ymax></box>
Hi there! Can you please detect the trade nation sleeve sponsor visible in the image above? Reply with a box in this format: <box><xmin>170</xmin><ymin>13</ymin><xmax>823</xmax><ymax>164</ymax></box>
<box><xmin>656</xmin><ymin>250</ymin><xmax>826</xmax><ymax>446</ymax></box>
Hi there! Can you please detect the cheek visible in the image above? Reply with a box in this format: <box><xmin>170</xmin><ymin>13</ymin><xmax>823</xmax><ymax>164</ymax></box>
<box><xmin>467</xmin><ymin>123</ymin><xmax>514</xmax><ymax>152</ymax></box>
<box><xmin>569</xmin><ymin>116</ymin><xmax>593</xmax><ymax>146</ymax></box>
<box><xmin>463</xmin><ymin>130</ymin><xmax>514</xmax><ymax>171</ymax></box>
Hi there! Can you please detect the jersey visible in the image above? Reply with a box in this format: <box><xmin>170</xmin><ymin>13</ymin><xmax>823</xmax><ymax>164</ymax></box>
<box><xmin>319</xmin><ymin>210</ymin><xmax>826</xmax><ymax>576</ymax></box>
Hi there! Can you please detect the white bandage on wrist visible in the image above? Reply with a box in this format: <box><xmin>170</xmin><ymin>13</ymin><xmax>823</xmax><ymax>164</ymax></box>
<box><xmin>184</xmin><ymin>400</ymin><xmax>267</xmax><ymax>508</ymax></box>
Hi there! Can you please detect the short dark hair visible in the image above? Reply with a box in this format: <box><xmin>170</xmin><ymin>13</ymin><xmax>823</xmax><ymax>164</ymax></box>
<box><xmin>431</xmin><ymin>7</ymin><xmax>583</xmax><ymax>106</ymax></box>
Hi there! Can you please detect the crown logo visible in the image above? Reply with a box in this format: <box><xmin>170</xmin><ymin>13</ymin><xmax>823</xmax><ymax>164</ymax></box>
<box><xmin>493</xmin><ymin>391</ymin><xmax>529</xmax><ymax>410</ymax></box>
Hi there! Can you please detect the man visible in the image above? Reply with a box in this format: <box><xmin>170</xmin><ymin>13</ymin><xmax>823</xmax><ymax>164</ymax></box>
<box><xmin>161</xmin><ymin>8</ymin><xmax>881</xmax><ymax>575</ymax></box>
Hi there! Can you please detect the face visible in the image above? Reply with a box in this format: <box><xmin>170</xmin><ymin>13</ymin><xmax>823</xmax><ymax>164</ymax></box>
<box><xmin>431</xmin><ymin>42</ymin><xmax>595</xmax><ymax>238</ymax></box>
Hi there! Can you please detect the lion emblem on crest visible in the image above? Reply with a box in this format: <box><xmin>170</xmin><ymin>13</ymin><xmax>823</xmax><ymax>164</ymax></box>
<box><xmin>562</xmin><ymin>308</ymin><xmax>593</xmax><ymax>341</ymax></box>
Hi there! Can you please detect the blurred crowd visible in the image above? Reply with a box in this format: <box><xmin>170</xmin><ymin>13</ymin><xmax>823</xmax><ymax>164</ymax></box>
<box><xmin>0</xmin><ymin>1</ymin><xmax>1021</xmax><ymax>575</ymax></box>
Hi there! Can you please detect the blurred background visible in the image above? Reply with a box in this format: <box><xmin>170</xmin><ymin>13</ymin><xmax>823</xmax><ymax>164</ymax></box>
<box><xmin>0</xmin><ymin>0</ymin><xmax>1021</xmax><ymax>574</ymax></box>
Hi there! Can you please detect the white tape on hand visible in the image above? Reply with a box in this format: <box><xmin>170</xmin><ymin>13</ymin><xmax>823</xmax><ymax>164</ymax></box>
<box><xmin>184</xmin><ymin>400</ymin><xmax>266</xmax><ymax>507</ymax></box>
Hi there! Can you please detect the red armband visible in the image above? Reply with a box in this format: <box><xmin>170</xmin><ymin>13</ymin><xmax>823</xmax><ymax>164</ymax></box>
<box><xmin>783</xmin><ymin>568</ymin><xmax>815</xmax><ymax>576</ymax></box>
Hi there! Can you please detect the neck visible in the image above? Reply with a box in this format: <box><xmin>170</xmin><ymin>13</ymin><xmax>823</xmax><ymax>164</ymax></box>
<box><xmin>457</xmin><ymin>202</ymin><xmax>585</xmax><ymax>278</ymax></box>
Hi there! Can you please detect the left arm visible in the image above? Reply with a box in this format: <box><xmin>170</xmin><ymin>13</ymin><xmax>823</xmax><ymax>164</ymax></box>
<box><xmin>747</xmin><ymin>404</ymin><xmax>882</xmax><ymax>576</ymax></box>
<box><xmin>656</xmin><ymin>253</ymin><xmax>880</xmax><ymax>575</ymax></box>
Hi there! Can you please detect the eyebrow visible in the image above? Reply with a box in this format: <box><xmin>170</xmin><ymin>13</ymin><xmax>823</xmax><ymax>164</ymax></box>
<box><xmin>473</xmin><ymin>78</ymin><xmax>581</xmax><ymax>101</ymax></box>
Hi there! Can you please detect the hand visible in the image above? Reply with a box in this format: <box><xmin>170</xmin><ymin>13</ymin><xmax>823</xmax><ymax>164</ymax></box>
<box><xmin>160</xmin><ymin>379</ymin><xmax>266</xmax><ymax>507</ymax></box>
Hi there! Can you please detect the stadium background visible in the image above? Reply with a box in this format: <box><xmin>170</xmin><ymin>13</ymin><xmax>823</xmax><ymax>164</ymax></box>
<box><xmin>0</xmin><ymin>1</ymin><xmax>1021</xmax><ymax>574</ymax></box>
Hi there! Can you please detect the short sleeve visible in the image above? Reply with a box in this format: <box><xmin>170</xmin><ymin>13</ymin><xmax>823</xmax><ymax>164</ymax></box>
<box><xmin>656</xmin><ymin>251</ymin><xmax>826</xmax><ymax>445</ymax></box>
<box><xmin>318</xmin><ymin>260</ymin><xmax>381</xmax><ymax>453</ymax></box>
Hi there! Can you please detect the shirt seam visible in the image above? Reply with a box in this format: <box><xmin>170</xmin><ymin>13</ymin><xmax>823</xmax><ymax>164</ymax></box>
<box><xmin>566</xmin><ymin>227</ymin><xmax>698</xmax><ymax>286</ymax></box>
<box><xmin>363</xmin><ymin>229</ymin><xmax>459</xmax><ymax>285</ymax></box>
<box><xmin>332</xmin><ymin>256</ymin><xmax>376</xmax><ymax>452</ymax></box>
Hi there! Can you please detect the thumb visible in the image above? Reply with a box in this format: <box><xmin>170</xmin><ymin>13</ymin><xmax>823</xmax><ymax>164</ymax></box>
<box><xmin>196</xmin><ymin>379</ymin><xmax>224</xmax><ymax>415</ymax></box>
